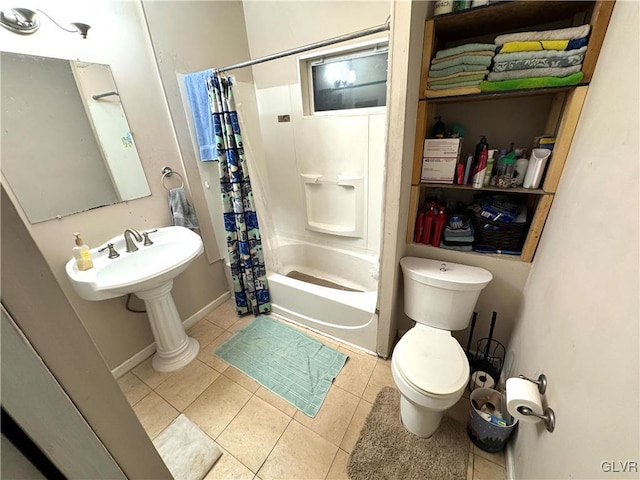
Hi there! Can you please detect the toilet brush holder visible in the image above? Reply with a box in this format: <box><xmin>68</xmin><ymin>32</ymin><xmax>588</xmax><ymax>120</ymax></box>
<box><xmin>471</xmin><ymin>338</ymin><xmax>505</xmax><ymax>387</ymax></box>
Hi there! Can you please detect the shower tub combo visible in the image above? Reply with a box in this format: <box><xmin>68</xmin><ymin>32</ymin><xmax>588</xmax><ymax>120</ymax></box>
<box><xmin>267</xmin><ymin>238</ymin><xmax>379</xmax><ymax>353</ymax></box>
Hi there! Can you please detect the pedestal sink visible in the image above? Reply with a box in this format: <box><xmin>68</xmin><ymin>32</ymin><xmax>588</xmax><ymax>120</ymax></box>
<box><xmin>65</xmin><ymin>226</ymin><xmax>204</xmax><ymax>372</ymax></box>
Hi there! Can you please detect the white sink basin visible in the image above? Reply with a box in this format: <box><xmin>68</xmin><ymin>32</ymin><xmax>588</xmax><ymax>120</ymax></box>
<box><xmin>66</xmin><ymin>226</ymin><xmax>203</xmax><ymax>301</ymax></box>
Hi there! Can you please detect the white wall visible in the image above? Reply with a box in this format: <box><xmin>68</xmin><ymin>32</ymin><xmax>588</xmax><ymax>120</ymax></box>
<box><xmin>243</xmin><ymin>1</ymin><xmax>391</xmax><ymax>258</ymax></box>
<box><xmin>506</xmin><ymin>3</ymin><xmax>639</xmax><ymax>478</ymax></box>
<box><xmin>0</xmin><ymin>0</ymin><xmax>229</xmax><ymax>369</ymax></box>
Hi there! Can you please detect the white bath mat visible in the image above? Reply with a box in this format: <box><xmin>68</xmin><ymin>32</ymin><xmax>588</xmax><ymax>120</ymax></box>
<box><xmin>153</xmin><ymin>414</ymin><xmax>222</xmax><ymax>480</ymax></box>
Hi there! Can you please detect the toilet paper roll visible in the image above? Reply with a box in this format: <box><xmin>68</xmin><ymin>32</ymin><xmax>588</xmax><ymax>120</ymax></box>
<box><xmin>469</xmin><ymin>371</ymin><xmax>495</xmax><ymax>391</ymax></box>
<box><xmin>506</xmin><ymin>377</ymin><xmax>543</xmax><ymax>423</ymax></box>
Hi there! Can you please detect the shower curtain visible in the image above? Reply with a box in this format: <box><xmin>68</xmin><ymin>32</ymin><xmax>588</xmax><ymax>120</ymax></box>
<box><xmin>207</xmin><ymin>73</ymin><xmax>271</xmax><ymax>315</ymax></box>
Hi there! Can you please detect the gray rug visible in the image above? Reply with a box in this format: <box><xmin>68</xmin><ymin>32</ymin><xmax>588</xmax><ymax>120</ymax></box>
<box><xmin>347</xmin><ymin>387</ymin><xmax>469</xmax><ymax>480</ymax></box>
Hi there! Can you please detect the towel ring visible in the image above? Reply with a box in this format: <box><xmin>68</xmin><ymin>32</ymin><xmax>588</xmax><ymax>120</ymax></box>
<box><xmin>161</xmin><ymin>166</ymin><xmax>184</xmax><ymax>191</ymax></box>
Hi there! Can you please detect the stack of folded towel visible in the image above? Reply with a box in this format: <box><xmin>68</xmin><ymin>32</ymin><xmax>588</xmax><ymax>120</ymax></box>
<box><xmin>440</xmin><ymin>216</ymin><xmax>474</xmax><ymax>251</ymax></box>
<box><xmin>426</xmin><ymin>43</ymin><xmax>495</xmax><ymax>97</ymax></box>
<box><xmin>480</xmin><ymin>24</ymin><xmax>590</xmax><ymax>92</ymax></box>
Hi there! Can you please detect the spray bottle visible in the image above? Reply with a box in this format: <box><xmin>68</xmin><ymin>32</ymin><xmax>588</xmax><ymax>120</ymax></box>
<box><xmin>414</xmin><ymin>211</ymin><xmax>425</xmax><ymax>243</ymax></box>
<box><xmin>421</xmin><ymin>204</ymin><xmax>436</xmax><ymax>244</ymax></box>
<box><xmin>431</xmin><ymin>208</ymin><xmax>447</xmax><ymax>247</ymax></box>
<box><xmin>472</xmin><ymin>145</ymin><xmax>489</xmax><ymax>188</ymax></box>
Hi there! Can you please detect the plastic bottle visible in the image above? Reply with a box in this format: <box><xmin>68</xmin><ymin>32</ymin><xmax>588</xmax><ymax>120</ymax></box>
<box><xmin>484</xmin><ymin>152</ymin><xmax>495</xmax><ymax>187</ymax></box>
<box><xmin>495</xmin><ymin>151</ymin><xmax>517</xmax><ymax>188</ymax></box>
<box><xmin>421</xmin><ymin>205</ymin><xmax>436</xmax><ymax>244</ymax></box>
<box><xmin>73</xmin><ymin>232</ymin><xmax>93</xmax><ymax>271</ymax></box>
<box><xmin>514</xmin><ymin>157</ymin><xmax>529</xmax><ymax>186</ymax></box>
<box><xmin>474</xmin><ymin>136</ymin><xmax>489</xmax><ymax>166</ymax></box>
<box><xmin>431</xmin><ymin>208</ymin><xmax>447</xmax><ymax>247</ymax></box>
<box><xmin>431</xmin><ymin>116</ymin><xmax>446</xmax><ymax>138</ymax></box>
<box><xmin>434</xmin><ymin>0</ymin><xmax>454</xmax><ymax>15</ymax></box>
<box><xmin>472</xmin><ymin>145</ymin><xmax>489</xmax><ymax>188</ymax></box>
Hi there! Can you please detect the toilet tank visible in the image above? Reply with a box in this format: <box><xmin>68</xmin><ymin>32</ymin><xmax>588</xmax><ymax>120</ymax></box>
<box><xmin>400</xmin><ymin>257</ymin><xmax>492</xmax><ymax>331</ymax></box>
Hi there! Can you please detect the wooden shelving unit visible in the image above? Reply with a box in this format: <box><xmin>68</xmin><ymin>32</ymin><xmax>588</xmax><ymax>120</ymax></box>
<box><xmin>407</xmin><ymin>0</ymin><xmax>615</xmax><ymax>263</ymax></box>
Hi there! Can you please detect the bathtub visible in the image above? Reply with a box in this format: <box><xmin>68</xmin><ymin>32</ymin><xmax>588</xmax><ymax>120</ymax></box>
<box><xmin>267</xmin><ymin>239</ymin><xmax>379</xmax><ymax>354</ymax></box>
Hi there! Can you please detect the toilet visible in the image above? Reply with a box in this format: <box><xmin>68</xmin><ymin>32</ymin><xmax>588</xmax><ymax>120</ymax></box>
<box><xmin>391</xmin><ymin>257</ymin><xmax>492</xmax><ymax>438</ymax></box>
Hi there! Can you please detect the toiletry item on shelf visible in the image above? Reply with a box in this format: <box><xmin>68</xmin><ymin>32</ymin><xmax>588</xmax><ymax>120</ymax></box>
<box><xmin>421</xmin><ymin>205</ymin><xmax>436</xmax><ymax>244</ymax></box>
<box><xmin>432</xmin><ymin>208</ymin><xmax>447</xmax><ymax>247</ymax></box>
<box><xmin>514</xmin><ymin>157</ymin><xmax>529</xmax><ymax>186</ymax></box>
<box><xmin>474</xmin><ymin>136</ymin><xmax>489</xmax><ymax>165</ymax></box>
<box><xmin>431</xmin><ymin>116</ymin><xmax>446</xmax><ymax>138</ymax></box>
<box><xmin>523</xmin><ymin>148</ymin><xmax>552</xmax><ymax>189</ymax></box>
<box><xmin>471</xmin><ymin>0</ymin><xmax>489</xmax><ymax>6</ymax></box>
<box><xmin>463</xmin><ymin>154</ymin><xmax>474</xmax><ymax>185</ymax></box>
<box><xmin>495</xmin><ymin>151</ymin><xmax>517</xmax><ymax>188</ymax></box>
<box><xmin>472</xmin><ymin>145</ymin><xmax>489</xmax><ymax>188</ymax></box>
<box><xmin>73</xmin><ymin>232</ymin><xmax>93</xmax><ymax>271</ymax></box>
<box><xmin>454</xmin><ymin>0</ymin><xmax>471</xmax><ymax>11</ymax></box>
<box><xmin>434</xmin><ymin>0</ymin><xmax>454</xmax><ymax>15</ymax></box>
<box><xmin>484</xmin><ymin>150</ymin><xmax>496</xmax><ymax>186</ymax></box>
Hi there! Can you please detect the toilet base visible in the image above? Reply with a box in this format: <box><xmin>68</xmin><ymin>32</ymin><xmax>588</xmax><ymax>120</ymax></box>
<box><xmin>399</xmin><ymin>395</ymin><xmax>444</xmax><ymax>438</ymax></box>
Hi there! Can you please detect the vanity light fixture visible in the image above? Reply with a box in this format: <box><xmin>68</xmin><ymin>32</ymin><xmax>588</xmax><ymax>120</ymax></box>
<box><xmin>0</xmin><ymin>8</ymin><xmax>90</xmax><ymax>38</ymax></box>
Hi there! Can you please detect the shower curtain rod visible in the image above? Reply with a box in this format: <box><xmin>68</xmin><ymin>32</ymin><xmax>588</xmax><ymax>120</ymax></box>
<box><xmin>216</xmin><ymin>17</ymin><xmax>391</xmax><ymax>73</ymax></box>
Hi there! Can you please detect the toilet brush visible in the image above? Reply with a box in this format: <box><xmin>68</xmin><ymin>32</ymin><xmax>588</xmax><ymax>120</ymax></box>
<box><xmin>466</xmin><ymin>312</ymin><xmax>477</xmax><ymax>362</ymax></box>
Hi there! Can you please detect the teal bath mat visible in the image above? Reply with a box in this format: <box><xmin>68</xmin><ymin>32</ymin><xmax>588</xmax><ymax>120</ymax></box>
<box><xmin>214</xmin><ymin>315</ymin><xmax>348</xmax><ymax>417</ymax></box>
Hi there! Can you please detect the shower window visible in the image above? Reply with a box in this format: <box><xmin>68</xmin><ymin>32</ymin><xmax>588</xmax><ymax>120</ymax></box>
<box><xmin>304</xmin><ymin>41</ymin><xmax>388</xmax><ymax>114</ymax></box>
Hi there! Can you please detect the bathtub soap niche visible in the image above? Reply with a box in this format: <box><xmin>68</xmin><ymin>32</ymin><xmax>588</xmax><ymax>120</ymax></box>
<box><xmin>301</xmin><ymin>174</ymin><xmax>364</xmax><ymax>238</ymax></box>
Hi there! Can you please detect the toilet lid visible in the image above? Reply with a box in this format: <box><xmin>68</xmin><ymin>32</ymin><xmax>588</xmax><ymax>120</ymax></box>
<box><xmin>395</xmin><ymin>327</ymin><xmax>470</xmax><ymax>396</ymax></box>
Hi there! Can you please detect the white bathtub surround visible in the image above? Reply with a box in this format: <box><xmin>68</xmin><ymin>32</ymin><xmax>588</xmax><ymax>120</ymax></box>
<box><xmin>267</xmin><ymin>238</ymin><xmax>379</xmax><ymax>353</ymax></box>
<box><xmin>153</xmin><ymin>414</ymin><xmax>222</xmax><ymax>480</ymax></box>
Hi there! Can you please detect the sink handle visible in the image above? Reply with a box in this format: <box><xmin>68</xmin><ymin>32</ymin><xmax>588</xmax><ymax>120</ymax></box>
<box><xmin>142</xmin><ymin>229</ymin><xmax>158</xmax><ymax>246</ymax></box>
<box><xmin>98</xmin><ymin>243</ymin><xmax>120</xmax><ymax>259</ymax></box>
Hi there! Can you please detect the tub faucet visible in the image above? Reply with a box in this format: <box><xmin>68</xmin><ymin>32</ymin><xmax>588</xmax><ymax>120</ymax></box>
<box><xmin>123</xmin><ymin>228</ymin><xmax>143</xmax><ymax>252</ymax></box>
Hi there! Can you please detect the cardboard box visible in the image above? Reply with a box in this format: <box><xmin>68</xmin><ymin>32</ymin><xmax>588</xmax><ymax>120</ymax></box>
<box><xmin>421</xmin><ymin>138</ymin><xmax>462</xmax><ymax>183</ymax></box>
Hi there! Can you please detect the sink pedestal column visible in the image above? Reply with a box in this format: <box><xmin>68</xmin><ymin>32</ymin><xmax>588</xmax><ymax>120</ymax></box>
<box><xmin>135</xmin><ymin>280</ymin><xmax>199</xmax><ymax>372</ymax></box>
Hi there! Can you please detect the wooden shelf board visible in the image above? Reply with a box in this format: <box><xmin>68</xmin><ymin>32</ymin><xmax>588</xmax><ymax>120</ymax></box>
<box><xmin>432</xmin><ymin>1</ymin><xmax>594</xmax><ymax>41</ymax></box>
<box><xmin>416</xmin><ymin>183</ymin><xmax>552</xmax><ymax>195</ymax></box>
<box><xmin>408</xmin><ymin>241</ymin><xmax>525</xmax><ymax>262</ymax></box>
<box><xmin>421</xmin><ymin>84</ymin><xmax>587</xmax><ymax>104</ymax></box>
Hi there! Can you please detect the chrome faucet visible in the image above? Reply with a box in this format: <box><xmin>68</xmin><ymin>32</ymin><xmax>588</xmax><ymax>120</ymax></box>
<box><xmin>123</xmin><ymin>228</ymin><xmax>143</xmax><ymax>252</ymax></box>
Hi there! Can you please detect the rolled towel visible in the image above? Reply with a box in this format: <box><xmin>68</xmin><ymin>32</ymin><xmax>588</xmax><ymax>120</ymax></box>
<box><xmin>168</xmin><ymin>187</ymin><xmax>200</xmax><ymax>230</ymax></box>
<box><xmin>429</xmin><ymin>54</ymin><xmax>493</xmax><ymax>71</ymax></box>
<box><xmin>435</xmin><ymin>43</ymin><xmax>496</xmax><ymax>59</ymax></box>
<box><xmin>492</xmin><ymin>47</ymin><xmax>587</xmax><ymax>72</ymax></box>
<box><xmin>487</xmin><ymin>65</ymin><xmax>581</xmax><ymax>82</ymax></box>
<box><xmin>479</xmin><ymin>72</ymin><xmax>584</xmax><ymax>92</ymax></box>
<box><xmin>495</xmin><ymin>24</ymin><xmax>591</xmax><ymax>47</ymax></box>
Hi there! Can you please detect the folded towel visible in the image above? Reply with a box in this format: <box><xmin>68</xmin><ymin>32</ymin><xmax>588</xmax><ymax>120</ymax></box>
<box><xmin>479</xmin><ymin>72</ymin><xmax>584</xmax><ymax>92</ymax></box>
<box><xmin>495</xmin><ymin>24</ymin><xmax>591</xmax><ymax>47</ymax></box>
<box><xmin>435</xmin><ymin>43</ymin><xmax>496</xmax><ymax>59</ymax></box>
<box><xmin>429</xmin><ymin>63</ymin><xmax>491</xmax><ymax>78</ymax></box>
<box><xmin>168</xmin><ymin>187</ymin><xmax>200</xmax><ymax>230</ymax></box>
<box><xmin>498</xmin><ymin>37</ymin><xmax>588</xmax><ymax>54</ymax></box>
<box><xmin>428</xmin><ymin>72</ymin><xmax>487</xmax><ymax>87</ymax></box>
<box><xmin>488</xmin><ymin>65</ymin><xmax>581</xmax><ymax>81</ymax></box>
<box><xmin>184</xmin><ymin>69</ymin><xmax>217</xmax><ymax>161</ymax></box>
<box><xmin>428</xmin><ymin>69</ymin><xmax>488</xmax><ymax>83</ymax></box>
<box><xmin>493</xmin><ymin>47</ymin><xmax>587</xmax><ymax>72</ymax></box>
<box><xmin>429</xmin><ymin>54</ymin><xmax>493</xmax><ymax>71</ymax></box>
<box><xmin>425</xmin><ymin>86</ymin><xmax>481</xmax><ymax>98</ymax></box>
<box><xmin>444</xmin><ymin>227</ymin><xmax>474</xmax><ymax>238</ymax></box>
<box><xmin>429</xmin><ymin>79</ymin><xmax>484</xmax><ymax>90</ymax></box>
<box><xmin>440</xmin><ymin>243</ymin><xmax>473</xmax><ymax>251</ymax></box>
<box><xmin>431</xmin><ymin>51</ymin><xmax>494</xmax><ymax>66</ymax></box>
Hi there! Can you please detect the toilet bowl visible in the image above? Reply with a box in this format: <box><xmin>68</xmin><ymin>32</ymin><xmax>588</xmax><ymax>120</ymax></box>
<box><xmin>393</xmin><ymin>257</ymin><xmax>492</xmax><ymax>438</ymax></box>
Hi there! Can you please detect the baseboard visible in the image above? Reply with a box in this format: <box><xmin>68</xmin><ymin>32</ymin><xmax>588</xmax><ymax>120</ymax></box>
<box><xmin>506</xmin><ymin>439</ymin><xmax>515</xmax><ymax>480</ymax></box>
<box><xmin>111</xmin><ymin>291</ymin><xmax>231</xmax><ymax>379</ymax></box>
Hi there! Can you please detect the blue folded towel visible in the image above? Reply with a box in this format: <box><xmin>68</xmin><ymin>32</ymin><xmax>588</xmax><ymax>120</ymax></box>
<box><xmin>184</xmin><ymin>69</ymin><xmax>217</xmax><ymax>161</ymax></box>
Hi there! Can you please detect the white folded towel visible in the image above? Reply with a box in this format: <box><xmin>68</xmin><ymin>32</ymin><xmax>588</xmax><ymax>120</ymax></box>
<box><xmin>168</xmin><ymin>187</ymin><xmax>199</xmax><ymax>230</ymax></box>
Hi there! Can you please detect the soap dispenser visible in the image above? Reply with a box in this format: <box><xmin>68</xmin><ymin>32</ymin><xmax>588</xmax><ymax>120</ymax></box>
<box><xmin>73</xmin><ymin>233</ymin><xmax>93</xmax><ymax>271</ymax></box>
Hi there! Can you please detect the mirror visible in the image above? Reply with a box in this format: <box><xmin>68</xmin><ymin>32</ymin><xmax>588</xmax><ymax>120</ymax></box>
<box><xmin>1</xmin><ymin>52</ymin><xmax>151</xmax><ymax>223</ymax></box>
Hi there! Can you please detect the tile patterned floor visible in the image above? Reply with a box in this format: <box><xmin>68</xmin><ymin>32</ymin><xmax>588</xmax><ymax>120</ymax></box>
<box><xmin>118</xmin><ymin>299</ymin><xmax>507</xmax><ymax>480</ymax></box>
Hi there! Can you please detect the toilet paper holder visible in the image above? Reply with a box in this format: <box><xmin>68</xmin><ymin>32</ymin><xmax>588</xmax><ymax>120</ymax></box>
<box><xmin>516</xmin><ymin>405</ymin><xmax>555</xmax><ymax>433</ymax></box>
<box><xmin>515</xmin><ymin>374</ymin><xmax>555</xmax><ymax>432</ymax></box>
<box><xmin>518</xmin><ymin>373</ymin><xmax>547</xmax><ymax>394</ymax></box>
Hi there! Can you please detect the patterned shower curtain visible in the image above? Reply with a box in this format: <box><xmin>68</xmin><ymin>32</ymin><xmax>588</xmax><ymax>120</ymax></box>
<box><xmin>207</xmin><ymin>73</ymin><xmax>271</xmax><ymax>315</ymax></box>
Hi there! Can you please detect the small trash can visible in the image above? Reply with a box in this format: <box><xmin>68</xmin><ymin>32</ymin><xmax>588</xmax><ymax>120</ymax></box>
<box><xmin>467</xmin><ymin>387</ymin><xmax>517</xmax><ymax>453</ymax></box>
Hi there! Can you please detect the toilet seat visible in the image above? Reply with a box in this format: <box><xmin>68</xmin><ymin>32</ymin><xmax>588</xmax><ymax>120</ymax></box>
<box><xmin>394</xmin><ymin>325</ymin><xmax>469</xmax><ymax>396</ymax></box>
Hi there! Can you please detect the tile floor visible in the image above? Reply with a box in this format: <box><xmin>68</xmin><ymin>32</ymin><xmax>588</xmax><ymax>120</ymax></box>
<box><xmin>118</xmin><ymin>299</ymin><xmax>507</xmax><ymax>480</ymax></box>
